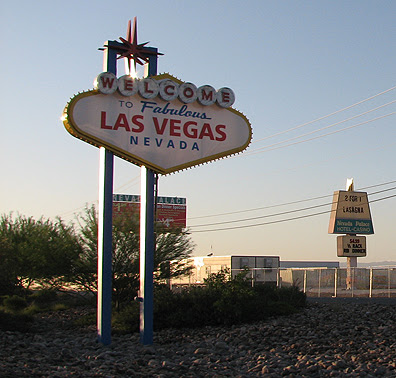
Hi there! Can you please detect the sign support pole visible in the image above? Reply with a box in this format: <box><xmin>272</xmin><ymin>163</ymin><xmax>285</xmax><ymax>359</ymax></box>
<box><xmin>140</xmin><ymin>166</ymin><xmax>155</xmax><ymax>344</ymax></box>
<box><xmin>345</xmin><ymin>180</ymin><xmax>357</xmax><ymax>290</ymax></box>
<box><xmin>97</xmin><ymin>41</ymin><xmax>118</xmax><ymax>345</ymax></box>
<box><xmin>139</xmin><ymin>50</ymin><xmax>158</xmax><ymax>345</ymax></box>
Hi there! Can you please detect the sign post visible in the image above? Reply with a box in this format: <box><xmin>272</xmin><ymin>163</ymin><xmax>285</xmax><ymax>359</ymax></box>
<box><xmin>328</xmin><ymin>179</ymin><xmax>374</xmax><ymax>290</ymax></box>
<box><xmin>346</xmin><ymin>181</ymin><xmax>358</xmax><ymax>290</ymax></box>
<box><xmin>139</xmin><ymin>52</ymin><xmax>158</xmax><ymax>345</ymax></box>
<box><xmin>97</xmin><ymin>40</ymin><xmax>119</xmax><ymax>345</ymax></box>
<box><xmin>62</xmin><ymin>18</ymin><xmax>251</xmax><ymax>345</ymax></box>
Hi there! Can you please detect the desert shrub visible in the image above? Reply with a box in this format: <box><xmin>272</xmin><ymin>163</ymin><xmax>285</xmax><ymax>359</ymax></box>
<box><xmin>154</xmin><ymin>285</ymin><xmax>219</xmax><ymax>329</ymax></box>
<box><xmin>112</xmin><ymin>272</ymin><xmax>306</xmax><ymax>333</ymax></box>
<box><xmin>112</xmin><ymin>302</ymin><xmax>140</xmax><ymax>333</ymax></box>
<box><xmin>0</xmin><ymin>213</ymin><xmax>82</xmax><ymax>292</ymax></box>
<box><xmin>3</xmin><ymin>295</ymin><xmax>28</xmax><ymax>312</ymax></box>
<box><xmin>77</xmin><ymin>205</ymin><xmax>195</xmax><ymax>309</ymax></box>
<box><xmin>52</xmin><ymin>303</ymin><xmax>68</xmax><ymax>311</ymax></box>
<box><xmin>272</xmin><ymin>285</ymin><xmax>306</xmax><ymax>308</ymax></box>
<box><xmin>74</xmin><ymin>312</ymin><xmax>96</xmax><ymax>328</ymax></box>
<box><xmin>29</xmin><ymin>289</ymin><xmax>58</xmax><ymax>309</ymax></box>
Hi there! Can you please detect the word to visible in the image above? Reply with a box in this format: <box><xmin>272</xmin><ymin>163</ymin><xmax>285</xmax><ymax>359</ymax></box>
<box><xmin>94</xmin><ymin>72</ymin><xmax>235</xmax><ymax>108</ymax></box>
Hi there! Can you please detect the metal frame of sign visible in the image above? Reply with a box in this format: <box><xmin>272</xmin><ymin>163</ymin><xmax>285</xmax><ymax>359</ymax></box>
<box><xmin>95</xmin><ymin>40</ymin><xmax>158</xmax><ymax>346</ymax></box>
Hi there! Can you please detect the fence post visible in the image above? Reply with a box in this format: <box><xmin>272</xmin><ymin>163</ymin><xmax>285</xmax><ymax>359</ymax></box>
<box><xmin>334</xmin><ymin>268</ymin><xmax>338</xmax><ymax>297</ymax></box>
<box><xmin>318</xmin><ymin>269</ymin><xmax>321</xmax><ymax>298</ymax></box>
<box><xmin>303</xmin><ymin>270</ymin><xmax>307</xmax><ymax>294</ymax></box>
<box><xmin>388</xmin><ymin>268</ymin><xmax>391</xmax><ymax>298</ymax></box>
<box><xmin>351</xmin><ymin>268</ymin><xmax>354</xmax><ymax>298</ymax></box>
<box><xmin>277</xmin><ymin>268</ymin><xmax>281</xmax><ymax>288</ymax></box>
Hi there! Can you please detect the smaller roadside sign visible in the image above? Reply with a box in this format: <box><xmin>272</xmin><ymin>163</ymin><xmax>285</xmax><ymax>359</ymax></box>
<box><xmin>328</xmin><ymin>191</ymin><xmax>374</xmax><ymax>234</ymax></box>
<box><xmin>337</xmin><ymin>235</ymin><xmax>367</xmax><ymax>257</ymax></box>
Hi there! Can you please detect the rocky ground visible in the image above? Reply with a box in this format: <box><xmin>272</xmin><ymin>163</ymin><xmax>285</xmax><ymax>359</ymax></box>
<box><xmin>1</xmin><ymin>298</ymin><xmax>395</xmax><ymax>377</ymax></box>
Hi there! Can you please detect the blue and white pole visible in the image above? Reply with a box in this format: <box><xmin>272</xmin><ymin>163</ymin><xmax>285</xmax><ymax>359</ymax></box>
<box><xmin>97</xmin><ymin>41</ymin><xmax>119</xmax><ymax>346</ymax></box>
<box><xmin>97</xmin><ymin>39</ymin><xmax>159</xmax><ymax>345</ymax></box>
<box><xmin>139</xmin><ymin>50</ymin><xmax>158</xmax><ymax>345</ymax></box>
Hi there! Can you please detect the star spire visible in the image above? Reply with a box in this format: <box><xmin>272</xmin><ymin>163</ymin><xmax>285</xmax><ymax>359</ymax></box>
<box><xmin>104</xmin><ymin>17</ymin><xmax>163</xmax><ymax>75</ymax></box>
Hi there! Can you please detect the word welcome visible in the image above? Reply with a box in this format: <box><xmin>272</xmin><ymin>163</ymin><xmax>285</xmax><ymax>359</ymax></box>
<box><xmin>94</xmin><ymin>72</ymin><xmax>235</xmax><ymax>108</ymax></box>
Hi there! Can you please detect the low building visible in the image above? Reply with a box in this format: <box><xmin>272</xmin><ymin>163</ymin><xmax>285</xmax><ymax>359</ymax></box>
<box><xmin>280</xmin><ymin>261</ymin><xmax>339</xmax><ymax>269</ymax></box>
<box><xmin>171</xmin><ymin>255</ymin><xmax>280</xmax><ymax>286</ymax></box>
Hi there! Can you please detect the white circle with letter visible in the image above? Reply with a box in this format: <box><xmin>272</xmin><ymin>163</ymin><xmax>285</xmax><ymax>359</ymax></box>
<box><xmin>94</xmin><ymin>72</ymin><xmax>118</xmax><ymax>94</ymax></box>
<box><xmin>139</xmin><ymin>78</ymin><xmax>159</xmax><ymax>99</ymax></box>
<box><xmin>118</xmin><ymin>75</ymin><xmax>138</xmax><ymax>96</ymax></box>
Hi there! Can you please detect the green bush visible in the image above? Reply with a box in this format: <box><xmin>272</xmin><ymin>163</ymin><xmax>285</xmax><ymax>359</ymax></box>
<box><xmin>154</xmin><ymin>285</ymin><xmax>218</xmax><ymax>329</ymax></box>
<box><xmin>112</xmin><ymin>302</ymin><xmax>140</xmax><ymax>333</ymax></box>
<box><xmin>30</xmin><ymin>289</ymin><xmax>58</xmax><ymax>309</ymax></box>
<box><xmin>112</xmin><ymin>273</ymin><xmax>307</xmax><ymax>333</ymax></box>
<box><xmin>74</xmin><ymin>312</ymin><xmax>96</xmax><ymax>327</ymax></box>
<box><xmin>52</xmin><ymin>303</ymin><xmax>68</xmax><ymax>311</ymax></box>
<box><xmin>272</xmin><ymin>285</ymin><xmax>306</xmax><ymax>308</ymax></box>
<box><xmin>76</xmin><ymin>205</ymin><xmax>195</xmax><ymax>306</ymax></box>
<box><xmin>0</xmin><ymin>214</ymin><xmax>83</xmax><ymax>292</ymax></box>
<box><xmin>3</xmin><ymin>295</ymin><xmax>28</xmax><ymax>312</ymax></box>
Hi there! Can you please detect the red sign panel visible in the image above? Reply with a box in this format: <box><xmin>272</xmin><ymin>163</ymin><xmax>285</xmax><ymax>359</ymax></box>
<box><xmin>156</xmin><ymin>203</ymin><xmax>186</xmax><ymax>228</ymax></box>
<box><xmin>113</xmin><ymin>195</ymin><xmax>186</xmax><ymax>228</ymax></box>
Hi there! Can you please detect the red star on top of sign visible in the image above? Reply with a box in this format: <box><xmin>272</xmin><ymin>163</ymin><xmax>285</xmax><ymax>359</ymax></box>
<box><xmin>105</xmin><ymin>17</ymin><xmax>163</xmax><ymax>75</ymax></box>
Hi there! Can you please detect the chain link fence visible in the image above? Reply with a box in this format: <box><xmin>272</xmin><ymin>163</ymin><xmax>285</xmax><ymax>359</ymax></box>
<box><xmin>177</xmin><ymin>266</ymin><xmax>396</xmax><ymax>298</ymax></box>
<box><xmin>279</xmin><ymin>267</ymin><xmax>396</xmax><ymax>298</ymax></box>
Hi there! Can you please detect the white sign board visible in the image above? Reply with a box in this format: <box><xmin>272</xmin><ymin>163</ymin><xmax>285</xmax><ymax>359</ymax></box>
<box><xmin>337</xmin><ymin>235</ymin><xmax>367</xmax><ymax>257</ymax></box>
<box><xmin>63</xmin><ymin>73</ymin><xmax>251</xmax><ymax>174</ymax></box>
<box><xmin>328</xmin><ymin>191</ymin><xmax>374</xmax><ymax>234</ymax></box>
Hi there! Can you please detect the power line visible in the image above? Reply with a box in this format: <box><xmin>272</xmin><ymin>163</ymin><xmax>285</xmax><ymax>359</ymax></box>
<box><xmin>192</xmin><ymin>210</ymin><xmax>331</xmax><ymax>233</ymax></box>
<box><xmin>57</xmin><ymin>200</ymin><xmax>98</xmax><ymax>220</ymax></box>
<box><xmin>243</xmin><ymin>112</ymin><xmax>396</xmax><ymax>156</ymax></box>
<box><xmin>188</xmin><ymin>194</ymin><xmax>332</xmax><ymax>220</ymax></box>
<box><xmin>188</xmin><ymin>179</ymin><xmax>396</xmax><ymax>220</ymax></box>
<box><xmin>191</xmin><ymin>193</ymin><xmax>396</xmax><ymax>233</ymax></box>
<box><xmin>189</xmin><ymin>186</ymin><xmax>396</xmax><ymax>229</ymax></box>
<box><xmin>114</xmin><ymin>175</ymin><xmax>140</xmax><ymax>191</ymax></box>
<box><xmin>265</xmin><ymin>141</ymin><xmax>396</xmax><ymax>176</ymax></box>
<box><xmin>252</xmin><ymin>85</ymin><xmax>396</xmax><ymax>144</ymax></box>
<box><xmin>248</xmin><ymin>100</ymin><xmax>396</xmax><ymax>152</ymax></box>
<box><xmin>57</xmin><ymin>175</ymin><xmax>140</xmax><ymax>219</ymax></box>
<box><xmin>190</xmin><ymin>202</ymin><xmax>333</xmax><ymax>228</ymax></box>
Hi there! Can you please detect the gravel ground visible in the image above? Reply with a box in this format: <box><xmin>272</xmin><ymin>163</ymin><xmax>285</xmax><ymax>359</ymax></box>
<box><xmin>1</xmin><ymin>300</ymin><xmax>395</xmax><ymax>377</ymax></box>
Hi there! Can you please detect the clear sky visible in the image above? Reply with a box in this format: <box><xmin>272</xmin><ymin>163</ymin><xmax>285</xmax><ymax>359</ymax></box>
<box><xmin>1</xmin><ymin>1</ymin><xmax>395</xmax><ymax>263</ymax></box>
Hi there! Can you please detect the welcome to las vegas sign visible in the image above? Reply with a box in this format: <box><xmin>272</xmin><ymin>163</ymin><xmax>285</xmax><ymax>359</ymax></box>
<box><xmin>62</xmin><ymin>72</ymin><xmax>252</xmax><ymax>174</ymax></box>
